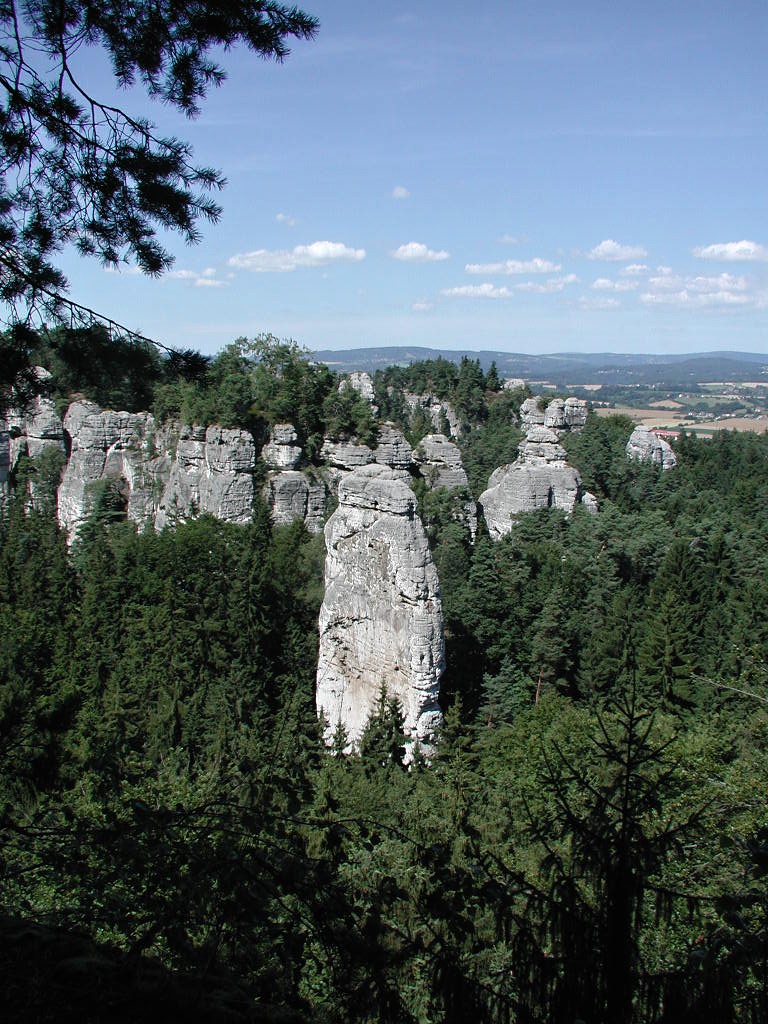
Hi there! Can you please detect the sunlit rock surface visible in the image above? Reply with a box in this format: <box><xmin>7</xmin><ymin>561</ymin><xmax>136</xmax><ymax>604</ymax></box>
<box><xmin>316</xmin><ymin>464</ymin><xmax>444</xmax><ymax>750</ymax></box>
<box><xmin>479</xmin><ymin>426</ymin><xmax>589</xmax><ymax>538</ymax></box>
<box><xmin>626</xmin><ymin>426</ymin><xmax>677</xmax><ymax>470</ymax></box>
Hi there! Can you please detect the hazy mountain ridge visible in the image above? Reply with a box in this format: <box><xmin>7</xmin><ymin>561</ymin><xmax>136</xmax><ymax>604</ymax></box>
<box><xmin>312</xmin><ymin>346</ymin><xmax>768</xmax><ymax>384</ymax></box>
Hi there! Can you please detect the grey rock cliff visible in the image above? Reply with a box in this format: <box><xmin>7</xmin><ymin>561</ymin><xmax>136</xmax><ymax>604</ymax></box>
<box><xmin>626</xmin><ymin>426</ymin><xmax>677</xmax><ymax>470</ymax></box>
<box><xmin>374</xmin><ymin>423</ymin><xmax>413</xmax><ymax>470</ymax></box>
<box><xmin>520</xmin><ymin>397</ymin><xmax>546</xmax><ymax>432</ymax></box>
<box><xmin>316</xmin><ymin>464</ymin><xmax>444</xmax><ymax>750</ymax></box>
<box><xmin>263</xmin><ymin>469</ymin><xmax>326</xmax><ymax>533</ymax></box>
<box><xmin>479</xmin><ymin>426</ymin><xmax>591</xmax><ymax>538</ymax></box>
<box><xmin>344</xmin><ymin>371</ymin><xmax>376</xmax><ymax>406</ymax></box>
<box><xmin>58</xmin><ymin>401</ymin><xmax>162</xmax><ymax>536</ymax></box>
<box><xmin>56</xmin><ymin>403</ymin><xmax>258</xmax><ymax>538</ymax></box>
<box><xmin>261</xmin><ymin>423</ymin><xmax>302</xmax><ymax>470</ymax></box>
<box><xmin>4</xmin><ymin>371</ymin><xmax>66</xmax><ymax>480</ymax></box>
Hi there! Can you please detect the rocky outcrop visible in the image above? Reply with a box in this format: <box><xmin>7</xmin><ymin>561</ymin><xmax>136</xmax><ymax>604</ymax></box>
<box><xmin>261</xmin><ymin>423</ymin><xmax>302</xmax><ymax>470</ymax></box>
<box><xmin>155</xmin><ymin>425</ymin><xmax>256</xmax><ymax>530</ymax></box>
<box><xmin>320</xmin><ymin>437</ymin><xmax>375</xmax><ymax>470</ymax></box>
<box><xmin>519</xmin><ymin>397</ymin><xmax>546</xmax><ymax>432</ymax></box>
<box><xmin>413</xmin><ymin>434</ymin><xmax>467</xmax><ymax>490</ymax></box>
<box><xmin>563</xmin><ymin>397</ymin><xmax>588</xmax><ymax>432</ymax></box>
<box><xmin>522</xmin><ymin>396</ymin><xmax>588</xmax><ymax>434</ymax></box>
<box><xmin>5</xmin><ymin>378</ymin><xmax>66</xmax><ymax>470</ymax></box>
<box><xmin>479</xmin><ymin>426</ymin><xmax>592</xmax><ymax>538</ymax></box>
<box><xmin>58</xmin><ymin>402</ymin><xmax>163</xmax><ymax>536</ymax></box>
<box><xmin>374</xmin><ymin>423</ymin><xmax>413</xmax><ymax>470</ymax></box>
<box><xmin>544</xmin><ymin>397</ymin><xmax>588</xmax><ymax>433</ymax></box>
<box><xmin>0</xmin><ymin>421</ymin><xmax>9</xmax><ymax>503</ymax></box>
<box><xmin>316</xmin><ymin>464</ymin><xmax>444</xmax><ymax>751</ymax></box>
<box><xmin>263</xmin><ymin>469</ymin><xmax>326</xmax><ymax>532</ymax></box>
<box><xmin>344</xmin><ymin>371</ymin><xmax>376</xmax><ymax>406</ymax></box>
<box><xmin>56</xmin><ymin>403</ymin><xmax>258</xmax><ymax>538</ymax></box>
<box><xmin>626</xmin><ymin>426</ymin><xmax>677</xmax><ymax>470</ymax></box>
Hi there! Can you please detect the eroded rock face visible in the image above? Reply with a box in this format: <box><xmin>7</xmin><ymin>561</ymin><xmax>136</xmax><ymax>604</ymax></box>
<box><xmin>0</xmin><ymin>421</ymin><xmax>10</xmax><ymax>504</ymax></box>
<box><xmin>263</xmin><ymin>469</ymin><xmax>326</xmax><ymax>533</ymax></box>
<box><xmin>156</xmin><ymin>425</ymin><xmax>256</xmax><ymax>529</ymax></box>
<box><xmin>479</xmin><ymin>426</ymin><xmax>589</xmax><ymax>538</ymax></box>
<box><xmin>626</xmin><ymin>426</ymin><xmax>677</xmax><ymax>470</ymax></box>
<box><xmin>564</xmin><ymin>397</ymin><xmax>588</xmax><ymax>432</ymax></box>
<box><xmin>316</xmin><ymin>464</ymin><xmax>444</xmax><ymax>750</ymax></box>
<box><xmin>58</xmin><ymin>402</ymin><xmax>162</xmax><ymax>536</ymax></box>
<box><xmin>374</xmin><ymin>423</ymin><xmax>413</xmax><ymax>470</ymax></box>
<box><xmin>320</xmin><ymin>437</ymin><xmax>375</xmax><ymax>470</ymax></box>
<box><xmin>56</xmin><ymin>403</ymin><xmax>258</xmax><ymax>538</ymax></box>
<box><xmin>261</xmin><ymin>423</ymin><xmax>302</xmax><ymax>470</ymax></box>
<box><xmin>414</xmin><ymin>434</ymin><xmax>467</xmax><ymax>490</ymax></box>
<box><xmin>344</xmin><ymin>371</ymin><xmax>376</xmax><ymax>406</ymax></box>
<box><xmin>520</xmin><ymin>397</ymin><xmax>546</xmax><ymax>432</ymax></box>
<box><xmin>5</xmin><ymin>383</ymin><xmax>65</xmax><ymax>469</ymax></box>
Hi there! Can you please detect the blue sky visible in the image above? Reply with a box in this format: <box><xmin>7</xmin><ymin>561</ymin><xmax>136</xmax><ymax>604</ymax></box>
<box><xmin>59</xmin><ymin>0</ymin><xmax>768</xmax><ymax>356</ymax></box>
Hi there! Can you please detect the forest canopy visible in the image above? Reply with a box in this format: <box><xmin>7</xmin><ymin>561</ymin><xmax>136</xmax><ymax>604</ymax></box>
<box><xmin>3</xmin><ymin>348</ymin><xmax>768</xmax><ymax>1021</ymax></box>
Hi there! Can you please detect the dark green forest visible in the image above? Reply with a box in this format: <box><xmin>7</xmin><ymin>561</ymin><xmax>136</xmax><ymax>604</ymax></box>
<box><xmin>3</xmin><ymin>341</ymin><xmax>768</xmax><ymax>1022</ymax></box>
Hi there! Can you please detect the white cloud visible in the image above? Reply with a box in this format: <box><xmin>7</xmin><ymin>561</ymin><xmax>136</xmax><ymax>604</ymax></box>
<box><xmin>579</xmin><ymin>296</ymin><xmax>621</xmax><ymax>310</ymax></box>
<box><xmin>621</xmin><ymin>263</ymin><xmax>649</xmax><ymax>276</ymax></box>
<box><xmin>392</xmin><ymin>241</ymin><xmax>449</xmax><ymax>263</ymax></box>
<box><xmin>228</xmin><ymin>241</ymin><xmax>366</xmax><ymax>272</ymax></box>
<box><xmin>640</xmin><ymin>271</ymin><xmax>751</xmax><ymax>308</ymax></box>
<box><xmin>498</xmin><ymin>234</ymin><xmax>522</xmax><ymax>244</ymax></box>
<box><xmin>275</xmin><ymin>212</ymin><xmax>296</xmax><ymax>227</ymax></box>
<box><xmin>591</xmin><ymin>277</ymin><xmax>639</xmax><ymax>292</ymax></box>
<box><xmin>693</xmin><ymin>239</ymin><xmax>768</xmax><ymax>262</ymax></box>
<box><xmin>412</xmin><ymin>300</ymin><xmax>433</xmax><ymax>312</ymax></box>
<box><xmin>441</xmin><ymin>283</ymin><xmax>513</xmax><ymax>299</ymax></box>
<box><xmin>466</xmin><ymin>257</ymin><xmax>561</xmax><ymax>275</ymax></box>
<box><xmin>588</xmin><ymin>239</ymin><xmax>648</xmax><ymax>261</ymax></box>
<box><xmin>516</xmin><ymin>274</ymin><xmax>579</xmax><ymax>294</ymax></box>
<box><xmin>392</xmin><ymin>185</ymin><xmax>411</xmax><ymax>200</ymax></box>
<box><xmin>166</xmin><ymin>267</ymin><xmax>226</xmax><ymax>288</ymax></box>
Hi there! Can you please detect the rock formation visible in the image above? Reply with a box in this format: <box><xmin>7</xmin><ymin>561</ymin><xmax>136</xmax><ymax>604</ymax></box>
<box><xmin>521</xmin><ymin>396</ymin><xmax>588</xmax><ymax>434</ymax></box>
<box><xmin>155</xmin><ymin>424</ymin><xmax>257</xmax><ymax>531</ymax></box>
<box><xmin>519</xmin><ymin>397</ymin><xmax>546</xmax><ymax>432</ymax></box>
<box><xmin>479</xmin><ymin>426</ymin><xmax>595</xmax><ymax>539</ymax></box>
<box><xmin>626</xmin><ymin>426</ymin><xmax>677</xmax><ymax>470</ymax></box>
<box><xmin>58</xmin><ymin>402</ymin><xmax>162</xmax><ymax>536</ymax></box>
<box><xmin>261</xmin><ymin>423</ymin><xmax>302</xmax><ymax>470</ymax></box>
<box><xmin>344</xmin><ymin>371</ymin><xmax>376</xmax><ymax>406</ymax></box>
<box><xmin>413</xmin><ymin>433</ymin><xmax>478</xmax><ymax>539</ymax></box>
<box><xmin>262</xmin><ymin>470</ymin><xmax>326</xmax><ymax>532</ymax></box>
<box><xmin>373</xmin><ymin>423</ymin><xmax>413</xmax><ymax>470</ymax></box>
<box><xmin>316</xmin><ymin>464</ymin><xmax>444</xmax><ymax>750</ymax></box>
<box><xmin>55</xmin><ymin>404</ymin><xmax>259</xmax><ymax>537</ymax></box>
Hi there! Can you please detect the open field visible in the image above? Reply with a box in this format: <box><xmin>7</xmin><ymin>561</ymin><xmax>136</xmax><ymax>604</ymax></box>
<box><xmin>595</xmin><ymin>406</ymin><xmax>768</xmax><ymax>433</ymax></box>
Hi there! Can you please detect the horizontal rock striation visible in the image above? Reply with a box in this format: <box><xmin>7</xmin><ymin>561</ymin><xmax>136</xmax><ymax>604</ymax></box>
<box><xmin>316</xmin><ymin>464</ymin><xmax>444</xmax><ymax>750</ymax></box>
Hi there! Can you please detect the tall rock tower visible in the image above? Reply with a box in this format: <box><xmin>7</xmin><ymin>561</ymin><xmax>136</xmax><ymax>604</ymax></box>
<box><xmin>316</xmin><ymin>464</ymin><xmax>444</xmax><ymax>749</ymax></box>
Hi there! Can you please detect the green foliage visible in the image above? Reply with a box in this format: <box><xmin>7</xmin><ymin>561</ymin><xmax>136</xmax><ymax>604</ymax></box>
<box><xmin>322</xmin><ymin>380</ymin><xmax>377</xmax><ymax>447</ymax></box>
<box><xmin>1</xmin><ymin>0</ymin><xmax>317</xmax><ymax>404</ymax></box>
<box><xmin>5</xmin><ymin>365</ymin><xmax>768</xmax><ymax>1020</ymax></box>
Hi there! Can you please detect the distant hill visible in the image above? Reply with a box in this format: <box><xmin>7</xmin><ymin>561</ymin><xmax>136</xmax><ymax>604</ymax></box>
<box><xmin>311</xmin><ymin>346</ymin><xmax>768</xmax><ymax>385</ymax></box>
